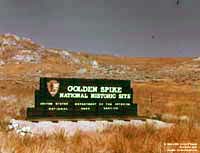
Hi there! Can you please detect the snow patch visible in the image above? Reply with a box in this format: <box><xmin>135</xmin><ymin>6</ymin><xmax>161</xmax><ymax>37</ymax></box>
<box><xmin>146</xmin><ymin>119</ymin><xmax>173</xmax><ymax>129</ymax></box>
<box><xmin>12</xmin><ymin>54</ymin><xmax>40</xmax><ymax>63</ymax></box>
<box><xmin>59</xmin><ymin>50</ymin><xmax>81</xmax><ymax>64</ymax></box>
<box><xmin>72</xmin><ymin>57</ymin><xmax>80</xmax><ymax>64</ymax></box>
<box><xmin>130</xmin><ymin>120</ymin><xmax>145</xmax><ymax>126</ymax></box>
<box><xmin>0</xmin><ymin>60</ymin><xmax>5</xmax><ymax>65</ymax></box>
<box><xmin>22</xmin><ymin>37</ymin><xmax>34</xmax><ymax>43</ymax></box>
<box><xmin>4</xmin><ymin>33</ymin><xmax>20</xmax><ymax>41</ymax></box>
<box><xmin>20</xmin><ymin>50</ymin><xmax>32</xmax><ymax>54</ymax></box>
<box><xmin>59</xmin><ymin>50</ymin><xmax>71</xmax><ymax>59</ymax></box>
<box><xmin>0</xmin><ymin>95</ymin><xmax>17</xmax><ymax>102</ymax></box>
<box><xmin>47</xmin><ymin>49</ymin><xmax>59</xmax><ymax>54</ymax></box>
<box><xmin>77</xmin><ymin>68</ymin><xmax>87</xmax><ymax>74</ymax></box>
<box><xmin>9</xmin><ymin>119</ymin><xmax>173</xmax><ymax>137</ymax></box>
<box><xmin>1</xmin><ymin>38</ymin><xmax>17</xmax><ymax>46</ymax></box>
<box><xmin>0</xmin><ymin>33</ymin><xmax>21</xmax><ymax>46</ymax></box>
<box><xmin>90</xmin><ymin>60</ymin><xmax>98</xmax><ymax>68</ymax></box>
<box><xmin>8</xmin><ymin>120</ymin><xmax>32</xmax><ymax>136</ymax></box>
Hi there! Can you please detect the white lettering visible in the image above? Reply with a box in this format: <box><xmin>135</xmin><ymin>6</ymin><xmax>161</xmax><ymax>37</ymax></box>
<box><xmin>100</xmin><ymin>87</ymin><xmax>122</xmax><ymax>93</ymax></box>
<box><xmin>67</xmin><ymin>86</ymin><xmax>98</xmax><ymax>92</ymax></box>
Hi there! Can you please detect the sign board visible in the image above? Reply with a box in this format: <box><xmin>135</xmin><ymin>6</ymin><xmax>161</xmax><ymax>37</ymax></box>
<box><xmin>27</xmin><ymin>77</ymin><xmax>137</xmax><ymax>119</ymax></box>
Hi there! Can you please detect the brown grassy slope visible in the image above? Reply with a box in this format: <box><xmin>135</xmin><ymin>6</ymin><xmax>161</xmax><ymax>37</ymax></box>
<box><xmin>0</xmin><ymin>34</ymin><xmax>200</xmax><ymax>153</ymax></box>
<box><xmin>1</xmin><ymin>55</ymin><xmax>200</xmax><ymax>122</ymax></box>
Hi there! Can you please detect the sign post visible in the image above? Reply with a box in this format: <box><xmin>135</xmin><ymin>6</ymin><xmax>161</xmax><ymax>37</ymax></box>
<box><xmin>27</xmin><ymin>77</ymin><xmax>138</xmax><ymax>120</ymax></box>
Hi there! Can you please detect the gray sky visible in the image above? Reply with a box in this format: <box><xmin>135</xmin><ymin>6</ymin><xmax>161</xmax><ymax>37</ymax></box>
<box><xmin>0</xmin><ymin>0</ymin><xmax>200</xmax><ymax>57</ymax></box>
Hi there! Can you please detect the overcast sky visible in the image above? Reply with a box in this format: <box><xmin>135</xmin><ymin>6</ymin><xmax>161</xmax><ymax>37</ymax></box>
<box><xmin>0</xmin><ymin>0</ymin><xmax>200</xmax><ymax>56</ymax></box>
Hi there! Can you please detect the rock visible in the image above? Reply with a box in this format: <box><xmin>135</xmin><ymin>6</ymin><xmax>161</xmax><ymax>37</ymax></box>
<box><xmin>193</xmin><ymin>57</ymin><xmax>200</xmax><ymax>61</ymax></box>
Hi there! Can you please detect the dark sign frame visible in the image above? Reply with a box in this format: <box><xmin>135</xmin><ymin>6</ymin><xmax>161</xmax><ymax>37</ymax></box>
<box><xmin>27</xmin><ymin>77</ymin><xmax>138</xmax><ymax>120</ymax></box>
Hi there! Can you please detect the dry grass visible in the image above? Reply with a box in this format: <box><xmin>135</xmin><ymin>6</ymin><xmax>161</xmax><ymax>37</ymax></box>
<box><xmin>0</xmin><ymin>122</ymin><xmax>199</xmax><ymax>153</ymax></box>
<box><xmin>134</xmin><ymin>82</ymin><xmax>200</xmax><ymax>123</ymax></box>
<box><xmin>0</xmin><ymin>96</ymin><xmax>32</xmax><ymax>121</ymax></box>
<box><xmin>0</xmin><ymin>80</ymin><xmax>199</xmax><ymax>153</ymax></box>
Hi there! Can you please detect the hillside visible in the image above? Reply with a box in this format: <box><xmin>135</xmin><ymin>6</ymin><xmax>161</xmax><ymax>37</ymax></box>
<box><xmin>0</xmin><ymin>33</ymin><xmax>200</xmax><ymax>120</ymax></box>
<box><xmin>0</xmin><ymin>34</ymin><xmax>200</xmax><ymax>153</ymax></box>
